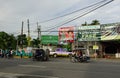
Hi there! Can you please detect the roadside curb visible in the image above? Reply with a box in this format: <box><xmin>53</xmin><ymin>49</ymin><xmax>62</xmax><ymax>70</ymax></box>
<box><xmin>13</xmin><ymin>56</ymin><xmax>29</xmax><ymax>59</ymax></box>
<box><xmin>91</xmin><ymin>58</ymin><xmax>120</xmax><ymax>63</ymax></box>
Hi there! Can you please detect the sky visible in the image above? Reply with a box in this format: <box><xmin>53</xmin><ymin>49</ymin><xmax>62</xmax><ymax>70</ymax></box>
<box><xmin>0</xmin><ymin>0</ymin><xmax>120</xmax><ymax>38</ymax></box>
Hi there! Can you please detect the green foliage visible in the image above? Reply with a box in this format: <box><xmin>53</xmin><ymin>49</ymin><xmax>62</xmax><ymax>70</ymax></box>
<box><xmin>0</xmin><ymin>32</ymin><xmax>16</xmax><ymax>49</ymax></box>
<box><xmin>17</xmin><ymin>34</ymin><xmax>28</xmax><ymax>48</ymax></box>
<box><xmin>31</xmin><ymin>38</ymin><xmax>40</xmax><ymax>47</ymax></box>
<box><xmin>81</xmin><ymin>20</ymin><xmax>100</xmax><ymax>26</ymax></box>
<box><xmin>0</xmin><ymin>31</ymin><xmax>41</xmax><ymax>49</ymax></box>
<box><xmin>91</xmin><ymin>19</ymin><xmax>100</xmax><ymax>25</ymax></box>
<box><xmin>82</xmin><ymin>21</ymin><xmax>88</xmax><ymax>26</ymax></box>
<box><xmin>62</xmin><ymin>43</ymin><xmax>72</xmax><ymax>51</ymax></box>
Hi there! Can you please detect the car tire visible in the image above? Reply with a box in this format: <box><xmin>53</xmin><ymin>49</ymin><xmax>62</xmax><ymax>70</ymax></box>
<box><xmin>70</xmin><ymin>57</ymin><xmax>76</xmax><ymax>63</ymax></box>
<box><xmin>53</xmin><ymin>54</ymin><xmax>57</xmax><ymax>58</ymax></box>
<box><xmin>68</xmin><ymin>54</ymin><xmax>72</xmax><ymax>58</ymax></box>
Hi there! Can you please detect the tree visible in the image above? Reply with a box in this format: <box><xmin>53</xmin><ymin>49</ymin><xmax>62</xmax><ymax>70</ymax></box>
<box><xmin>0</xmin><ymin>32</ymin><xmax>16</xmax><ymax>50</ymax></box>
<box><xmin>82</xmin><ymin>21</ymin><xmax>88</xmax><ymax>26</ymax></box>
<box><xmin>91</xmin><ymin>19</ymin><xmax>100</xmax><ymax>25</ymax></box>
<box><xmin>31</xmin><ymin>38</ymin><xmax>40</xmax><ymax>47</ymax></box>
<box><xmin>17</xmin><ymin>34</ymin><xmax>27</xmax><ymax>48</ymax></box>
<box><xmin>81</xmin><ymin>20</ymin><xmax>100</xmax><ymax>26</ymax></box>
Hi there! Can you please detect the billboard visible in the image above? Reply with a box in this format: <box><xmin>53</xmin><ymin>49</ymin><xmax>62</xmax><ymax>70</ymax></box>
<box><xmin>41</xmin><ymin>35</ymin><xmax>58</xmax><ymax>45</ymax></box>
<box><xmin>78</xmin><ymin>25</ymin><xmax>101</xmax><ymax>41</ymax></box>
<box><xmin>58</xmin><ymin>26</ymin><xmax>74</xmax><ymax>43</ymax></box>
<box><xmin>101</xmin><ymin>23</ymin><xmax>120</xmax><ymax>40</ymax></box>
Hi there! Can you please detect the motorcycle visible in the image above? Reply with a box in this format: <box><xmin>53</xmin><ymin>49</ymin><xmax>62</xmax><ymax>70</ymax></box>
<box><xmin>70</xmin><ymin>55</ymin><xmax>90</xmax><ymax>63</ymax></box>
<box><xmin>70</xmin><ymin>48</ymin><xmax>90</xmax><ymax>63</ymax></box>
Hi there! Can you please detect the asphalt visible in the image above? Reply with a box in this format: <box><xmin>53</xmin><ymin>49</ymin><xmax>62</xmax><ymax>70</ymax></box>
<box><xmin>90</xmin><ymin>57</ymin><xmax>120</xmax><ymax>64</ymax></box>
<box><xmin>0</xmin><ymin>57</ymin><xmax>120</xmax><ymax>78</ymax></box>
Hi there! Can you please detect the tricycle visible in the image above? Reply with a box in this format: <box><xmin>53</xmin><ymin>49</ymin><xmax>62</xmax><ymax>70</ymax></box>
<box><xmin>32</xmin><ymin>48</ymin><xmax>49</xmax><ymax>61</ymax></box>
<box><xmin>70</xmin><ymin>48</ymin><xmax>90</xmax><ymax>63</ymax></box>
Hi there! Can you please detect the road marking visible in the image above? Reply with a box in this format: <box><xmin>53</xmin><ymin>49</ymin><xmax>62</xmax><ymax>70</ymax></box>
<box><xmin>19</xmin><ymin>65</ymin><xmax>46</xmax><ymax>68</ymax></box>
<box><xmin>0</xmin><ymin>72</ymin><xmax>59</xmax><ymax>78</ymax></box>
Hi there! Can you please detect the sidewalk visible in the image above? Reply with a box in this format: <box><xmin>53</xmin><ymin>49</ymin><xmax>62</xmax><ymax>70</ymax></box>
<box><xmin>13</xmin><ymin>56</ymin><xmax>29</xmax><ymax>59</ymax></box>
<box><xmin>91</xmin><ymin>57</ymin><xmax>120</xmax><ymax>63</ymax></box>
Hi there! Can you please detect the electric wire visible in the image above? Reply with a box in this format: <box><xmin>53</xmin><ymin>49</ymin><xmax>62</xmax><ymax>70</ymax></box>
<box><xmin>40</xmin><ymin>0</ymin><xmax>109</xmax><ymax>31</ymax></box>
<box><xmin>37</xmin><ymin>0</ymin><xmax>108</xmax><ymax>24</ymax></box>
<box><xmin>45</xmin><ymin>0</ymin><xmax>114</xmax><ymax>35</ymax></box>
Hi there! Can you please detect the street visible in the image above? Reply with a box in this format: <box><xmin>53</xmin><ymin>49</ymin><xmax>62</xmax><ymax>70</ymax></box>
<box><xmin>0</xmin><ymin>58</ymin><xmax>120</xmax><ymax>78</ymax></box>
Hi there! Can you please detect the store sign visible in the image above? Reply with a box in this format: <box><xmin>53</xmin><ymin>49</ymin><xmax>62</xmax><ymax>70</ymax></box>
<box><xmin>101</xmin><ymin>23</ymin><xmax>120</xmax><ymax>40</ymax></box>
<box><xmin>93</xmin><ymin>45</ymin><xmax>99</xmax><ymax>50</ymax></box>
<box><xmin>78</xmin><ymin>25</ymin><xmax>101</xmax><ymax>41</ymax></box>
<box><xmin>79</xmin><ymin>25</ymin><xmax>100</xmax><ymax>30</ymax></box>
<box><xmin>41</xmin><ymin>35</ymin><xmax>58</xmax><ymax>45</ymax></box>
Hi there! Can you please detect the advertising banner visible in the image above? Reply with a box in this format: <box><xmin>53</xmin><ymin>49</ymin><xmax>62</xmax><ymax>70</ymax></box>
<box><xmin>58</xmin><ymin>26</ymin><xmax>74</xmax><ymax>43</ymax></box>
<box><xmin>101</xmin><ymin>23</ymin><xmax>120</xmax><ymax>40</ymax></box>
<box><xmin>78</xmin><ymin>25</ymin><xmax>101</xmax><ymax>41</ymax></box>
<box><xmin>41</xmin><ymin>35</ymin><xmax>58</xmax><ymax>45</ymax></box>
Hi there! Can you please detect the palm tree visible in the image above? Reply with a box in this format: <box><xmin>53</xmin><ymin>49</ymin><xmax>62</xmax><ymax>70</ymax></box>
<box><xmin>91</xmin><ymin>19</ymin><xmax>100</xmax><ymax>25</ymax></box>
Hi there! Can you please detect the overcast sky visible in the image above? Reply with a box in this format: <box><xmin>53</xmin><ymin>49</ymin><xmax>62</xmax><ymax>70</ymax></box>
<box><xmin>0</xmin><ymin>0</ymin><xmax>120</xmax><ymax>38</ymax></box>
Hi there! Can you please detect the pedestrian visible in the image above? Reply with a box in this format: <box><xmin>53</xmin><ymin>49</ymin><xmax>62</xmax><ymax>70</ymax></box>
<box><xmin>20</xmin><ymin>50</ymin><xmax>23</xmax><ymax>58</ymax></box>
<box><xmin>0</xmin><ymin>49</ymin><xmax>2</xmax><ymax>58</ymax></box>
<box><xmin>45</xmin><ymin>48</ymin><xmax>50</xmax><ymax>60</ymax></box>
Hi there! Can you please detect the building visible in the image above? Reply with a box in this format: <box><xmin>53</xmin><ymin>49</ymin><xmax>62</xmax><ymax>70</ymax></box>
<box><xmin>76</xmin><ymin>22</ymin><xmax>120</xmax><ymax>58</ymax></box>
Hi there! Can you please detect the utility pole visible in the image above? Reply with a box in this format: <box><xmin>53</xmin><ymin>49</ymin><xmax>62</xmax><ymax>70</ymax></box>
<box><xmin>21</xmin><ymin>21</ymin><xmax>24</xmax><ymax>49</ymax></box>
<box><xmin>27</xmin><ymin>19</ymin><xmax>31</xmax><ymax>47</ymax></box>
<box><xmin>37</xmin><ymin>22</ymin><xmax>41</xmax><ymax>48</ymax></box>
<box><xmin>37</xmin><ymin>22</ymin><xmax>41</xmax><ymax>40</ymax></box>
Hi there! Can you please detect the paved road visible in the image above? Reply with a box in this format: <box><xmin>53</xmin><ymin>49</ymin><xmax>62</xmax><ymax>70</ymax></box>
<box><xmin>0</xmin><ymin>58</ymin><xmax>120</xmax><ymax>78</ymax></box>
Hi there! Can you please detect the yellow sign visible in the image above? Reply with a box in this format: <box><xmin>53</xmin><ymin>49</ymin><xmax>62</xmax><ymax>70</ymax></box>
<box><xmin>27</xmin><ymin>36</ymin><xmax>31</xmax><ymax>41</ymax></box>
<box><xmin>27</xmin><ymin>36</ymin><xmax>31</xmax><ymax>46</ymax></box>
<box><xmin>93</xmin><ymin>45</ymin><xmax>99</xmax><ymax>50</ymax></box>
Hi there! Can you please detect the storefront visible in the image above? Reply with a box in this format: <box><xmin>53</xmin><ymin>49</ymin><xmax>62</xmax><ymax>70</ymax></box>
<box><xmin>77</xmin><ymin>23</ymin><xmax>120</xmax><ymax>57</ymax></box>
<box><xmin>101</xmin><ymin>23</ymin><xmax>120</xmax><ymax>56</ymax></box>
<box><xmin>77</xmin><ymin>25</ymin><xmax>101</xmax><ymax>56</ymax></box>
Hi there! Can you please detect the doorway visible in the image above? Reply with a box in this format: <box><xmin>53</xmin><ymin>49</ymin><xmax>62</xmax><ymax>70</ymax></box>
<box><xmin>105</xmin><ymin>46</ymin><xmax>117</xmax><ymax>54</ymax></box>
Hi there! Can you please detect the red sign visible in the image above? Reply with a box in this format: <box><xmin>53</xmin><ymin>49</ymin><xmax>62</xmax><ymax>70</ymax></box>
<box><xmin>58</xmin><ymin>26</ymin><xmax>74</xmax><ymax>43</ymax></box>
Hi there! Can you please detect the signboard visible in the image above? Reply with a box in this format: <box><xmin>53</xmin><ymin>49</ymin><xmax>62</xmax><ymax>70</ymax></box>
<box><xmin>101</xmin><ymin>23</ymin><xmax>120</xmax><ymax>40</ymax></box>
<box><xmin>41</xmin><ymin>35</ymin><xmax>58</xmax><ymax>45</ymax></box>
<box><xmin>78</xmin><ymin>25</ymin><xmax>101</xmax><ymax>41</ymax></box>
<box><xmin>58</xmin><ymin>26</ymin><xmax>74</xmax><ymax>43</ymax></box>
<box><xmin>93</xmin><ymin>45</ymin><xmax>99</xmax><ymax>50</ymax></box>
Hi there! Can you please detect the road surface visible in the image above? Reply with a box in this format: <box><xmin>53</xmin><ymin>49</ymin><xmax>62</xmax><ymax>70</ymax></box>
<box><xmin>0</xmin><ymin>58</ymin><xmax>120</xmax><ymax>78</ymax></box>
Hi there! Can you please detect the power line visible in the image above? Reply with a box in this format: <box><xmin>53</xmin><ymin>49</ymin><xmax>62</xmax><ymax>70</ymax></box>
<box><xmin>8</xmin><ymin>0</ymin><xmax>114</xmax><ymax>36</ymax></box>
<box><xmin>45</xmin><ymin>0</ymin><xmax>114</xmax><ymax>35</ymax></box>
<box><xmin>37</xmin><ymin>0</ymin><xmax>108</xmax><ymax>24</ymax></box>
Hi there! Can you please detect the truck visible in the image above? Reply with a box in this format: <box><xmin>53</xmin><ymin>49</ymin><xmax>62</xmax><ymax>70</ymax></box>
<box><xmin>50</xmin><ymin>48</ymin><xmax>72</xmax><ymax>58</ymax></box>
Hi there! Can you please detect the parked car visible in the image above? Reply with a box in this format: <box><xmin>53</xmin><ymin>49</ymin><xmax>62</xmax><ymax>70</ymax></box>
<box><xmin>50</xmin><ymin>48</ymin><xmax>72</xmax><ymax>57</ymax></box>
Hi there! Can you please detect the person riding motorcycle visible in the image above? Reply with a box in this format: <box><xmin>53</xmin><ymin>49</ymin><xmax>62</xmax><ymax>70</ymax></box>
<box><xmin>74</xmin><ymin>50</ymin><xmax>83</xmax><ymax>60</ymax></box>
<box><xmin>71</xmin><ymin>49</ymin><xmax>90</xmax><ymax>62</ymax></box>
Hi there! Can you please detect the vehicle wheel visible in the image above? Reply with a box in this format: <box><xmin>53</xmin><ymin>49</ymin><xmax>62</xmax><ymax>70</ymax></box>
<box><xmin>32</xmin><ymin>58</ymin><xmax>35</xmax><ymax>61</ymax></box>
<box><xmin>44</xmin><ymin>56</ymin><xmax>48</xmax><ymax>61</ymax></box>
<box><xmin>32</xmin><ymin>57</ymin><xmax>36</xmax><ymax>61</ymax></box>
<box><xmin>70</xmin><ymin>57</ymin><xmax>76</xmax><ymax>63</ymax></box>
<box><xmin>53</xmin><ymin>54</ymin><xmax>57</xmax><ymax>58</ymax></box>
<box><xmin>68</xmin><ymin>54</ymin><xmax>72</xmax><ymax>58</ymax></box>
